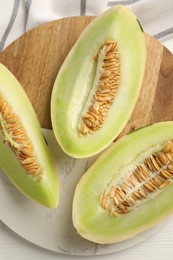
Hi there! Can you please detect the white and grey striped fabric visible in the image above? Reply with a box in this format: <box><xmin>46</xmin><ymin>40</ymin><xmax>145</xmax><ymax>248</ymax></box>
<box><xmin>0</xmin><ymin>0</ymin><xmax>173</xmax><ymax>51</ymax></box>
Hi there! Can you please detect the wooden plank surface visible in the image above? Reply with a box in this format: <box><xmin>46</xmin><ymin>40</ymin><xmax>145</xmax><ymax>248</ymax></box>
<box><xmin>0</xmin><ymin>16</ymin><xmax>173</xmax><ymax>133</ymax></box>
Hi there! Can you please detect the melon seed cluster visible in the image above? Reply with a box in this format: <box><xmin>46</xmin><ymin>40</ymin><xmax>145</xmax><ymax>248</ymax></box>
<box><xmin>100</xmin><ymin>141</ymin><xmax>173</xmax><ymax>217</ymax></box>
<box><xmin>0</xmin><ymin>96</ymin><xmax>41</xmax><ymax>178</ymax></box>
<box><xmin>79</xmin><ymin>40</ymin><xmax>120</xmax><ymax>136</ymax></box>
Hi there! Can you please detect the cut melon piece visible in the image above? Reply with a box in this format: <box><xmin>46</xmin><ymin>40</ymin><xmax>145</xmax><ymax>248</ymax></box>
<box><xmin>73</xmin><ymin>122</ymin><xmax>173</xmax><ymax>243</ymax></box>
<box><xmin>51</xmin><ymin>5</ymin><xmax>146</xmax><ymax>158</ymax></box>
<box><xmin>0</xmin><ymin>64</ymin><xmax>59</xmax><ymax>208</ymax></box>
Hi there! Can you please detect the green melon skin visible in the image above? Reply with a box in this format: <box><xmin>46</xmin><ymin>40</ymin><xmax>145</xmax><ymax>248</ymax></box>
<box><xmin>72</xmin><ymin>122</ymin><xmax>173</xmax><ymax>244</ymax></box>
<box><xmin>51</xmin><ymin>5</ymin><xmax>146</xmax><ymax>158</ymax></box>
<box><xmin>0</xmin><ymin>64</ymin><xmax>59</xmax><ymax>208</ymax></box>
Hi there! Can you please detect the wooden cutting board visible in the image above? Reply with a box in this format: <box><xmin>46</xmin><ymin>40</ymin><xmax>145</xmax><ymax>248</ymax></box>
<box><xmin>0</xmin><ymin>16</ymin><xmax>173</xmax><ymax>137</ymax></box>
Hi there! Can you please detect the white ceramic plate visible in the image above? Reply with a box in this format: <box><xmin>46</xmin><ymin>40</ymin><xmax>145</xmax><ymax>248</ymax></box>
<box><xmin>0</xmin><ymin>129</ymin><xmax>167</xmax><ymax>256</ymax></box>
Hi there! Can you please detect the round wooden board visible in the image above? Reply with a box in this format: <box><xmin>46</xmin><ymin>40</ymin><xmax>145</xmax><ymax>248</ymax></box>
<box><xmin>0</xmin><ymin>16</ymin><xmax>173</xmax><ymax>134</ymax></box>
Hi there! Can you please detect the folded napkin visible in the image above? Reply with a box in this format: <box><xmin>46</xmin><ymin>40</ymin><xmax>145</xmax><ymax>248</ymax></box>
<box><xmin>0</xmin><ymin>0</ymin><xmax>173</xmax><ymax>51</ymax></box>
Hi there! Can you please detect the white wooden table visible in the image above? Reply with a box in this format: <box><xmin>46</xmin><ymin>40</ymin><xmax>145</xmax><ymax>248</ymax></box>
<box><xmin>0</xmin><ymin>38</ymin><xmax>173</xmax><ymax>260</ymax></box>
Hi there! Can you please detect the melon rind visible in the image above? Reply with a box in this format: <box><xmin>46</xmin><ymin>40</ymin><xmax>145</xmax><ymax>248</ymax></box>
<box><xmin>72</xmin><ymin>122</ymin><xmax>173</xmax><ymax>244</ymax></box>
<box><xmin>0</xmin><ymin>64</ymin><xmax>59</xmax><ymax>208</ymax></box>
<box><xmin>51</xmin><ymin>5</ymin><xmax>146</xmax><ymax>158</ymax></box>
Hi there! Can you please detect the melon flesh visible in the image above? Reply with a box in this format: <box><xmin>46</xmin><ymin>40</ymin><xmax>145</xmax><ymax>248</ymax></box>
<box><xmin>0</xmin><ymin>64</ymin><xmax>59</xmax><ymax>208</ymax></box>
<box><xmin>72</xmin><ymin>122</ymin><xmax>173</xmax><ymax>244</ymax></box>
<box><xmin>51</xmin><ymin>5</ymin><xmax>146</xmax><ymax>158</ymax></box>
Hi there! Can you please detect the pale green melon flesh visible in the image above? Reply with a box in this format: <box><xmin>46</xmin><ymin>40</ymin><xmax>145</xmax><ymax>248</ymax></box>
<box><xmin>72</xmin><ymin>122</ymin><xmax>173</xmax><ymax>244</ymax></box>
<box><xmin>51</xmin><ymin>5</ymin><xmax>146</xmax><ymax>158</ymax></box>
<box><xmin>0</xmin><ymin>64</ymin><xmax>59</xmax><ymax>208</ymax></box>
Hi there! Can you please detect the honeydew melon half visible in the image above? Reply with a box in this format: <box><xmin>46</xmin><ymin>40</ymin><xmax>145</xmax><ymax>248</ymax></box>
<box><xmin>73</xmin><ymin>122</ymin><xmax>173</xmax><ymax>244</ymax></box>
<box><xmin>0</xmin><ymin>64</ymin><xmax>59</xmax><ymax>208</ymax></box>
<box><xmin>51</xmin><ymin>5</ymin><xmax>146</xmax><ymax>158</ymax></box>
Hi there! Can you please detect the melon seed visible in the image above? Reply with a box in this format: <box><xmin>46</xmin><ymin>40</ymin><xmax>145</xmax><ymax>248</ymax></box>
<box><xmin>159</xmin><ymin>180</ymin><xmax>171</xmax><ymax>189</ymax></box>
<box><xmin>79</xmin><ymin>40</ymin><xmax>120</xmax><ymax>136</ymax></box>
<box><xmin>100</xmin><ymin>140</ymin><xmax>173</xmax><ymax>217</ymax></box>
<box><xmin>0</xmin><ymin>95</ymin><xmax>41</xmax><ymax>178</ymax></box>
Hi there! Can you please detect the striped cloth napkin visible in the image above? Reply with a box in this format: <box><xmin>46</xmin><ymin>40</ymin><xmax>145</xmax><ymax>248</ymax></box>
<box><xmin>0</xmin><ymin>0</ymin><xmax>173</xmax><ymax>51</ymax></box>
